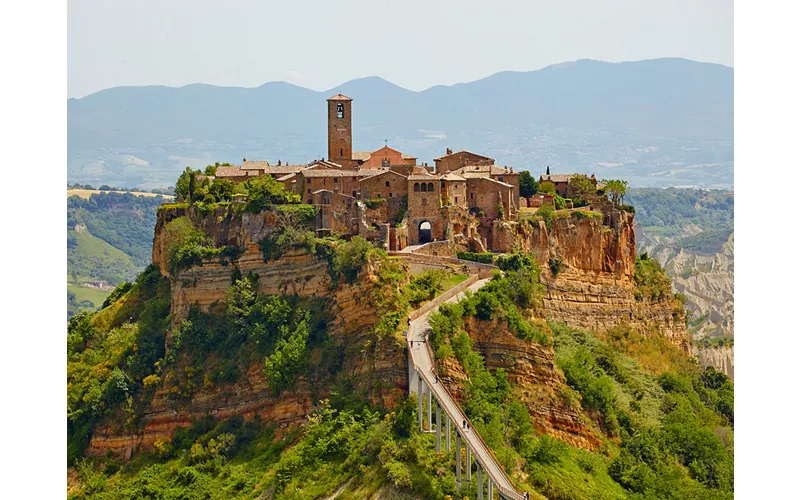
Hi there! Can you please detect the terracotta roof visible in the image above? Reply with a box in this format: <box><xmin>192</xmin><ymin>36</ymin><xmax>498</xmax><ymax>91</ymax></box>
<box><xmin>433</xmin><ymin>150</ymin><xmax>494</xmax><ymax>161</ymax></box>
<box><xmin>277</xmin><ymin>173</ymin><xmax>297</xmax><ymax>182</ymax></box>
<box><xmin>312</xmin><ymin>189</ymin><xmax>356</xmax><ymax>200</ymax></box>
<box><xmin>351</xmin><ymin>151</ymin><xmax>372</xmax><ymax>161</ymax></box>
<box><xmin>327</xmin><ymin>93</ymin><xmax>353</xmax><ymax>101</ymax></box>
<box><xmin>301</xmin><ymin>169</ymin><xmax>377</xmax><ymax>178</ymax></box>
<box><xmin>215</xmin><ymin>166</ymin><xmax>246</xmax><ymax>177</ymax></box>
<box><xmin>307</xmin><ymin>160</ymin><xmax>343</xmax><ymax>169</ymax></box>
<box><xmin>441</xmin><ymin>173</ymin><xmax>466</xmax><ymax>181</ymax></box>
<box><xmin>539</xmin><ymin>174</ymin><xmax>574</xmax><ymax>183</ymax></box>
<box><xmin>241</xmin><ymin>160</ymin><xmax>270</xmax><ymax>170</ymax></box>
<box><xmin>264</xmin><ymin>165</ymin><xmax>308</xmax><ymax>175</ymax></box>
<box><xmin>402</xmin><ymin>154</ymin><xmax>417</xmax><ymax>160</ymax></box>
<box><xmin>465</xmin><ymin>176</ymin><xmax>514</xmax><ymax>188</ymax></box>
<box><xmin>358</xmin><ymin>169</ymin><xmax>407</xmax><ymax>182</ymax></box>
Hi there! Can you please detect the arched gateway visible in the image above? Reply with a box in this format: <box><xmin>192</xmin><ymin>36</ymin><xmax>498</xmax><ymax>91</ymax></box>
<box><xmin>418</xmin><ymin>220</ymin><xmax>432</xmax><ymax>244</ymax></box>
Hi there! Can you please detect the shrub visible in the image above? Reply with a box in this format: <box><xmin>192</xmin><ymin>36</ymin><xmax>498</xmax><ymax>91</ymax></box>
<box><xmin>554</xmin><ymin>194</ymin><xmax>566</xmax><ymax>210</ymax></box>
<box><xmin>535</xmin><ymin>205</ymin><xmax>554</xmax><ymax>230</ymax></box>
<box><xmin>456</xmin><ymin>251</ymin><xmax>494</xmax><ymax>264</ymax></box>
<box><xmin>102</xmin><ymin>281</ymin><xmax>133</xmax><ymax>309</ymax></box>
<box><xmin>333</xmin><ymin>236</ymin><xmax>373</xmax><ymax>282</ymax></box>
<box><xmin>548</xmin><ymin>257</ymin><xmax>563</xmax><ymax>276</ymax></box>
<box><xmin>243</xmin><ymin>175</ymin><xmax>300</xmax><ymax>212</ymax></box>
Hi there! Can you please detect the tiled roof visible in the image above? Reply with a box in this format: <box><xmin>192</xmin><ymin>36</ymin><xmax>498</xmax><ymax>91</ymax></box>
<box><xmin>301</xmin><ymin>169</ymin><xmax>377</xmax><ymax>178</ymax></box>
<box><xmin>352</xmin><ymin>151</ymin><xmax>372</xmax><ymax>161</ymax></box>
<box><xmin>277</xmin><ymin>173</ymin><xmax>297</xmax><ymax>182</ymax></box>
<box><xmin>465</xmin><ymin>176</ymin><xmax>514</xmax><ymax>188</ymax></box>
<box><xmin>433</xmin><ymin>150</ymin><xmax>494</xmax><ymax>161</ymax></box>
<box><xmin>452</xmin><ymin>165</ymin><xmax>518</xmax><ymax>176</ymax></box>
<box><xmin>441</xmin><ymin>173</ymin><xmax>466</xmax><ymax>181</ymax></box>
<box><xmin>265</xmin><ymin>165</ymin><xmax>308</xmax><ymax>174</ymax></box>
<box><xmin>215</xmin><ymin>166</ymin><xmax>246</xmax><ymax>177</ymax></box>
<box><xmin>327</xmin><ymin>93</ymin><xmax>352</xmax><ymax>101</ymax></box>
<box><xmin>408</xmin><ymin>174</ymin><xmax>439</xmax><ymax>181</ymax></box>
<box><xmin>539</xmin><ymin>174</ymin><xmax>574</xmax><ymax>183</ymax></box>
<box><xmin>241</xmin><ymin>160</ymin><xmax>270</xmax><ymax>170</ymax></box>
<box><xmin>402</xmin><ymin>154</ymin><xmax>417</xmax><ymax>160</ymax></box>
<box><xmin>358</xmin><ymin>169</ymin><xmax>407</xmax><ymax>182</ymax></box>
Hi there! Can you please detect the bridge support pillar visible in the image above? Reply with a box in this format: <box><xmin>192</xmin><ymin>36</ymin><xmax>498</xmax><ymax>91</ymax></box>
<box><xmin>417</xmin><ymin>375</ymin><xmax>423</xmax><ymax>431</ymax></box>
<box><xmin>446</xmin><ymin>415</ymin><xmax>451</xmax><ymax>452</ymax></box>
<box><xmin>455</xmin><ymin>432</ymin><xmax>462</xmax><ymax>492</ymax></box>
<box><xmin>488</xmin><ymin>478</ymin><xmax>493</xmax><ymax>500</ymax></box>
<box><xmin>427</xmin><ymin>389</ymin><xmax>432</xmax><ymax>430</ymax></box>
<box><xmin>466</xmin><ymin>445</ymin><xmax>471</xmax><ymax>483</ymax></box>
<box><xmin>477</xmin><ymin>464</ymin><xmax>483</xmax><ymax>500</ymax></box>
<box><xmin>436</xmin><ymin>404</ymin><xmax>441</xmax><ymax>452</ymax></box>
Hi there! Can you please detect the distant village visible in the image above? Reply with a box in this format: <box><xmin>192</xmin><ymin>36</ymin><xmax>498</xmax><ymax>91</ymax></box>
<box><xmin>202</xmin><ymin>94</ymin><xmax>608</xmax><ymax>252</ymax></box>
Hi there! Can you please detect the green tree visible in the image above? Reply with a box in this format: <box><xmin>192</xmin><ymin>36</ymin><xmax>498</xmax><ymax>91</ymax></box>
<box><xmin>568</xmin><ymin>174</ymin><xmax>596</xmax><ymax>207</ymax></box>
<box><xmin>539</xmin><ymin>181</ymin><xmax>556</xmax><ymax>195</ymax></box>
<box><xmin>333</xmin><ymin>236</ymin><xmax>373</xmax><ymax>282</ymax></box>
<box><xmin>204</xmin><ymin>164</ymin><xmax>218</xmax><ymax>176</ymax></box>
<box><xmin>175</xmin><ymin>166</ymin><xmax>201</xmax><ymax>202</ymax></box>
<box><xmin>519</xmin><ymin>171</ymin><xmax>538</xmax><ymax>198</ymax></box>
<box><xmin>603</xmin><ymin>179</ymin><xmax>628</xmax><ymax>206</ymax></box>
<box><xmin>209</xmin><ymin>179</ymin><xmax>235</xmax><ymax>202</ymax></box>
<box><xmin>244</xmin><ymin>175</ymin><xmax>300</xmax><ymax>212</ymax></box>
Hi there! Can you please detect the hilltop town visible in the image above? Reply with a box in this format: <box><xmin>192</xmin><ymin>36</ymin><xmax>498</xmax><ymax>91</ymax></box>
<box><xmin>193</xmin><ymin>93</ymin><xmax>625</xmax><ymax>253</ymax></box>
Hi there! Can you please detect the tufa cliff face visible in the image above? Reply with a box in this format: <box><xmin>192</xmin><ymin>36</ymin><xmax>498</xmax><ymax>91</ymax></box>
<box><xmin>493</xmin><ymin>210</ymin><xmax>688</xmax><ymax>351</ymax></box>
<box><xmin>88</xmin><ymin>206</ymin><xmax>408</xmax><ymax>459</ymax></box>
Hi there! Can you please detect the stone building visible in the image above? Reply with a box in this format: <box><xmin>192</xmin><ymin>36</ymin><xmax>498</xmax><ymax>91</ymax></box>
<box><xmin>539</xmin><ymin>173</ymin><xmax>598</xmax><ymax>198</ymax></box>
<box><xmin>434</xmin><ymin>149</ymin><xmax>495</xmax><ymax>174</ymax></box>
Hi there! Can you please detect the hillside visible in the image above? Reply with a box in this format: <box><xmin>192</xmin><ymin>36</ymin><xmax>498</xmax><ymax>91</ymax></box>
<box><xmin>67</xmin><ymin>191</ymin><xmax>167</xmax><ymax>317</ymax></box>
<box><xmin>67</xmin><ymin>183</ymin><xmax>732</xmax><ymax>499</ymax></box>
<box><xmin>68</xmin><ymin>58</ymin><xmax>733</xmax><ymax>190</ymax></box>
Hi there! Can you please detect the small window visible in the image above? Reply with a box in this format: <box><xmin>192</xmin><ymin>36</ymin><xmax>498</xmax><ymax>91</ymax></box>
<box><xmin>352</xmin><ymin>191</ymin><xmax>357</xmax><ymax>197</ymax></box>
<box><xmin>455</xmin><ymin>196</ymin><xmax>459</xmax><ymax>204</ymax></box>
<box><xmin>470</xmin><ymin>192</ymin><xmax>474</xmax><ymax>199</ymax></box>
<box><xmin>340</xmin><ymin>148</ymin><xmax>343</xmax><ymax>157</ymax></box>
<box><xmin>428</xmin><ymin>182</ymin><xmax>434</xmax><ymax>192</ymax></box>
<box><xmin>441</xmin><ymin>181</ymin><xmax>445</xmax><ymax>189</ymax></box>
<box><xmin>386</xmin><ymin>181</ymin><xmax>390</xmax><ymax>187</ymax></box>
<box><xmin>414</xmin><ymin>183</ymin><xmax>420</xmax><ymax>192</ymax></box>
<box><xmin>336</xmin><ymin>103</ymin><xmax>344</xmax><ymax>119</ymax></box>
<box><xmin>389</xmin><ymin>192</ymin><xmax>393</xmax><ymax>198</ymax></box>
<box><xmin>334</xmin><ymin>178</ymin><xmax>338</xmax><ymax>183</ymax></box>
<box><xmin>308</xmin><ymin>189</ymin><xmax>312</xmax><ymax>194</ymax></box>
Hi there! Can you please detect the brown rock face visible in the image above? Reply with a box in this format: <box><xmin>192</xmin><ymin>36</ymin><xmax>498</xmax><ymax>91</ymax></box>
<box><xmin>88</xmin><ymin>207</ymin><xmax>409</xmax><ymax>459</ymax></box>
<box><xmin>497</xmin><ymin>211</ymin><xmax>688</xmax><ymax>351</ymax></box>
<box><xmin>438</xmin><ymin>316</ymin><xmax>601</xmax><ymax>451</ymax></box>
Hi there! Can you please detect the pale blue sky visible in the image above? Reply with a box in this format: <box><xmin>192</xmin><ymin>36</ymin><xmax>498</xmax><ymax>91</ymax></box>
<box><xmin>68</xmin><ymin>0</ymin><xmax>733</xmax><ymax>98</ymax></box>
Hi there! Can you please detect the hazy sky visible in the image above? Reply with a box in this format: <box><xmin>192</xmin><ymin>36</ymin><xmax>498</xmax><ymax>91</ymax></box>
<box><xmin>68</xmin><ymin>0</ymin><xmax>733</xmax><ymax>98</ymax></box>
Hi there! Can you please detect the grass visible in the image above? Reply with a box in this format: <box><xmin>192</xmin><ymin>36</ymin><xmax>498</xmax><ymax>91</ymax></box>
<box><xmin>67</xmin><ymin>229</ymin><xmax>139</xmax><ymax>285</ymax></box>
<box><xmin>67</xmin><ymin>188</ymin><xmax>174</xmax><ymax>199</ymax></box>
<box><xmin>439</xmin><ymin>273</ymin><xmax>469</xmax><ymax>293</ymax></box>
<box><xmin>68</xmin><ymin>284</ymin><xmax>111</xmax><ymax>310</ymax></box>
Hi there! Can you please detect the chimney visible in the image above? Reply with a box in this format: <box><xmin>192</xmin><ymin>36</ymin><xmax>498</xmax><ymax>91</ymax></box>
<box><xmin>243</xmin><ymin>157</ymin><xmax>247</xmax><ymax>162</ymax></box>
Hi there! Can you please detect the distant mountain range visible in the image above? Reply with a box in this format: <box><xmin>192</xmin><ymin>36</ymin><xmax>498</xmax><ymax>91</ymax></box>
<box><xmin>67</xmin><ymin>58</ymin><xmax>733</xmax><ymax>190</ymax></box>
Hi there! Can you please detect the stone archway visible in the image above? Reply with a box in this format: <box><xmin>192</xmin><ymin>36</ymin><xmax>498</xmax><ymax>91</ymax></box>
<box><xmin>418</xmin><ymin>220</ymin><xmax>432</xmax><ymax>244</ymax></box>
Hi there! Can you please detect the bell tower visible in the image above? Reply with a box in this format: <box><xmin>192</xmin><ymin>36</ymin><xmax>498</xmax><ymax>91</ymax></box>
<box><xmin>327</xmin><ymin>94</ymin><xmax>353</xmax><ymax>162</ymax></box>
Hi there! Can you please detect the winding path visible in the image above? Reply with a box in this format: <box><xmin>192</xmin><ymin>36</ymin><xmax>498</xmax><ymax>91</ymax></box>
<box><xmin>407</xmin><ymin>277</ymin><xmax>525</xmax><ymax>500</ymax></box>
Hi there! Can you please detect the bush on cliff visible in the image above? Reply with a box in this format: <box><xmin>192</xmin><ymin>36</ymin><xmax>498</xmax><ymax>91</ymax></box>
<box><xmin>634</xmin><ymin>254</ymin><xmax>673</xmax><ymax>302</ymax></box>
<box><xmin>243</xmin><ymin>175</ymin><xmax>300</xmax><ymax>212</ymax></box>
<box><xmin>333</xmin><ymin>236</ymin><xmax>373</xmax><ymax>282</ymax></box>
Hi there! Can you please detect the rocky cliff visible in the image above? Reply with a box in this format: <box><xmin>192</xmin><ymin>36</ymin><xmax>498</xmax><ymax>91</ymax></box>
<box><xmin>87</xmin><ymin>206</ymin><xmax>409</xmax><ymax>459</ymax></box>
<box><xmin>692</xmin><ymin>346</ymin><xmax>734</xmax><ymax>380</ymax></box>
<box><xmin>494</xmin><ymin>210</ymin><xmax>688</xmax><ymax>351</ymax></box>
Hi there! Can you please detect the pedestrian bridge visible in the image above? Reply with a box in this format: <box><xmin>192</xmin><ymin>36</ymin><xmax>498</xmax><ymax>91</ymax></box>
<box><xmin>407</xmin><ymin>275</ymin><xmax>526</xmax><ymax>500</ymax></box>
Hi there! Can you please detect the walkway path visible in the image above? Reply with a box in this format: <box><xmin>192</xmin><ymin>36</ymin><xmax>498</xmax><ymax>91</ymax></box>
<box><xmin>407</xmin><ymin>278</ymin><xmax>525</xmax><ymax>500</ymax></box>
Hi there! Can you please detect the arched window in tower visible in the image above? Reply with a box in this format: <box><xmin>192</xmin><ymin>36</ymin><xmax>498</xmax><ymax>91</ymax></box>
<box><xmin>421</xmin><ymin>183</ymin><xmax>427</xmax><ymax>192</ymax></box>
<box><xmin>427</xmin><ymin>182</ymin><xmax>434</xmax><ymax>192</ymax></box>
<box><xmin>337</xmin><ymin>103</ymin><xmax>344</xmax><ymax>119</ymax></box>
<box><xmin>414</xmin><ymin>183</ymin><xmax>420</xmax><ymax>192</ymax></box>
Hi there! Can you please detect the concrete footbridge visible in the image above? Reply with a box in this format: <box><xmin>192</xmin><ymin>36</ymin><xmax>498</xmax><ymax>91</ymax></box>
<box><xmin>407</xmin><ymin>275</ymin><xmax>526</xmax><ymax>500</ymax></box>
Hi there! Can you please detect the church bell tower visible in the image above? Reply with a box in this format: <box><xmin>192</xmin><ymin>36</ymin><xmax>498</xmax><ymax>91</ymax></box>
<box><xmin>327</xmin><ymin>94</ymin><xmax>353</xmax><ymax>162</ymax></box>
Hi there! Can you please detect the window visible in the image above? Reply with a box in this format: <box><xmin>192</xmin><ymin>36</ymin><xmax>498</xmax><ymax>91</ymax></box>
<box><xmin>470</xmin><ymin>192</ymin><xmax>474</xmax><ymax>199</ymax></box>
<box><xmin>414</xmin><ymin>183</ymin><xmax>420</xmax><ymax>192</ymax></box>
<box><xmin>336</xmin><ymin>103</ymin><xmax>344</xmax><ymax>118</ymax></box>
<box><xmin>498</xmin><ymin>176</ymin><xmax>504</xmax><ymax>182</ymax></box>
<box><xmin>352</xmin><ymin>191</ymin><xmax>357</xmax><ymax>197</ymax></box>
<box><xmin>386</xmin><ymin>181</ymin><xmax>390</xmax><ymax>187</ymax></box>
<box><xmin>334</xmin><ymin>178</ymin><xmax>338</xmax><ymax>183</ymax></box>
<box><xmin>455</xmin><ymin>196</ymin><xmax>459</xmax><ymax>204</ymax></box>
<box><xmin>340</xmin><ymin>148</ymin><xmax>343</xmax><ymax>156</ymax></box>
<box><xmin>389</xmin><ymin>192</ymin><xmax>393</xmax><ymax>197</ymax></box>
<box><xmin>427</xmin><ymin>182</ymin><xmax>434</xmax><ymax>192</ymax></box>
<box><xmin>421</xmin><ymin>183</ymin><xmax>427</xmax><ymax>192</ymax></box>
<box><xmin>441</xmin><ymin>181</ymin><xmax>445</xmax><ymax>189</ymax></box>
